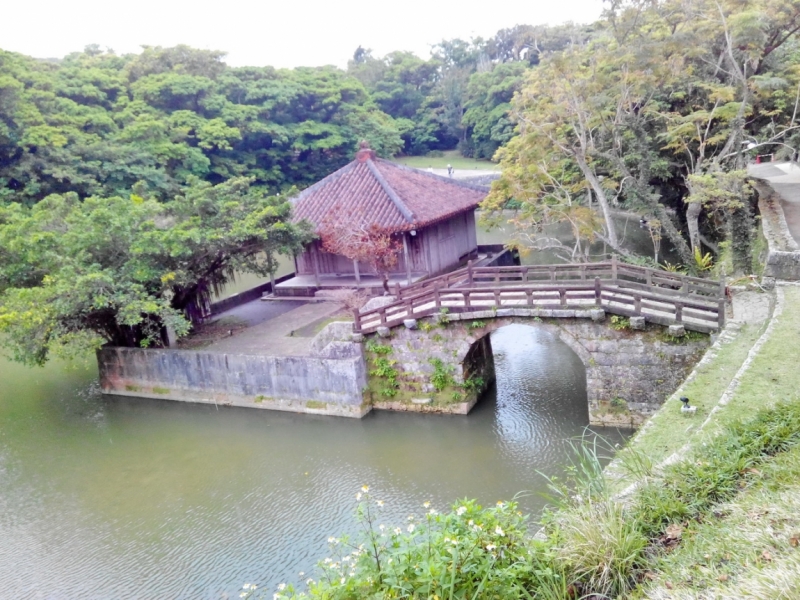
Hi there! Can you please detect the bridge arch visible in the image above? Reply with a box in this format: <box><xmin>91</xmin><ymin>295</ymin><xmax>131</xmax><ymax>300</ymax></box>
<box><xmin>364</xmin><ymin>312</ymin><xmax>710</xmax><ymax>426</ymax></box>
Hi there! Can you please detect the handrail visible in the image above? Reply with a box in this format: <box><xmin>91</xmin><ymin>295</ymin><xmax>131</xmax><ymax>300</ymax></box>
<box><xmin>355</xmin><ymin>258</ymin><xmax>726</xmax><ymax>335</ymax></box>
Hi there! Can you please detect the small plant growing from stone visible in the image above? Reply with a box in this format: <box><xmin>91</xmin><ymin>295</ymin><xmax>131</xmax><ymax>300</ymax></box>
<box><xmin>431</xmin><ymin>333</ymin><xmax>443</xmax><ymax>342</ymax></box>
<box><xmin>468</xmin><ymin>320</ymin><xmax>486</xmax><ymax>330</ymax></box>
<box><xmin>609</xmin><ymin>397</ymin><xmax>628</xmax><ymax>413</ymax></box>
<box><xmin>419</xmin><ymin>320</ymin><xmax>436</xmax><ymax>333</ymax></box>
<box><xmin>437</xmin><ymin>307</ymin><xmax>450</xmax><ymax>326</ymax></box>
<box><xmin>610</xmin><ymin>315</ymin><xmax>630</xmax><ymax>331</ymax></box>
<box><xmin>366</xmin><ymin>341</ymin><xmax>400</xmax><ymax>397</ymax></box>
<box><xmin>429</xmin><ymin>358</ymin><xmax>456</xmax><ymax>392</ymax></box>
<box><xmin>462</xmin><ymin>376</ymin><xmax>485</xmax><ymax>394</ymax></box>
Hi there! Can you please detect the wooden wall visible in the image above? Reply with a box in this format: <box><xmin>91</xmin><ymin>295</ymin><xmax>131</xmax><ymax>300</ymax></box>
<box><xmin>296</xmin><ymin>210</ymin><xmax>477</xmax><ymax>278</ymax></box>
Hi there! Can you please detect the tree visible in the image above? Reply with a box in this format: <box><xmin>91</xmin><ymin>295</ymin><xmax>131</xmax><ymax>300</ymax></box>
<box><xmin>0</xmin><ymin>177</ymin><xmax>311</xmax><ymax>365</ymax></box>
<box><xmin>317</xmin><ymin>211</ymin><xmax>402</xmax><ymax>293</ymax></box>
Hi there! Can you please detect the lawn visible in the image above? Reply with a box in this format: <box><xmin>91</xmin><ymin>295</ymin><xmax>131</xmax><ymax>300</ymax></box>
<box><xmin>393</xmin><ymin>150</ymin><xmax>498</xmax><ymax>171</ymax></box>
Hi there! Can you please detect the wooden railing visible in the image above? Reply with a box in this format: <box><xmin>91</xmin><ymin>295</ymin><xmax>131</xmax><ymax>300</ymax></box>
<box><xmin>355</xmin><ymin>257</ymin><xmax>726</xmax><ymax>335</ymax></box>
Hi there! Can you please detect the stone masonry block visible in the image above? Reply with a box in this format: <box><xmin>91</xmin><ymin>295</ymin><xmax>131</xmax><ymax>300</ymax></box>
<box><xmin>403</xmin><ymin>319</ymin><xmax>418</xmax><ymax>330</ymax></box>
<box><xmin>590</xmin><ymin>309</ymin><xmax>606</xmax><ymax>322</ymax></box>
<box><xmin>377</xmin><ymin>326</ymin><xmax>391</xmax><ymax>338</ymax></box>
<box><xmin>629</xmin><ymin>316</ymin><xmax>646</xmax><ymax>330</ymax></box>
<box><xmin>668</xmin><ymin>324</ymin><xmax>686</xmax><ymax>337</ymax></box>
<box><xmin>351</xmin><ymin>333</ymin><xmax>364</xmax><ymax>343</ymax></box>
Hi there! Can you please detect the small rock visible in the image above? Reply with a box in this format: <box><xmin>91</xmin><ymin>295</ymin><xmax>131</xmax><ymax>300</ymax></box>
<box><xmin>377</xmin><ymin>326</ymin><xmax>391</xmax><ymax>338</ymax></box>
<box><xmin>351</xmin><ymin>333</ymin><xmax>364</xmax><ymax>343</ymax></box>
<box><xmin>403</xmin><ymin>319</ymin><xmax>418</xmax><ymax>330</ymax></box>
<box><xmin>761</xmin><ymin>276</ymin><xmax>776</xmax><ymax>290</ymax></box>
<box><xmin>411</xmin><ymin>398</ymin><xmax>431</xmax><ymax>404</ymax></box>
<box><xmin>668</xmin><ymin>324</ymin><xmax>685</xmax><ymax>337</ymax></box>
<box><xmin>630</xmin><ymin>316</ymin><xmax>646</xmax><ymax>330</ymax></box>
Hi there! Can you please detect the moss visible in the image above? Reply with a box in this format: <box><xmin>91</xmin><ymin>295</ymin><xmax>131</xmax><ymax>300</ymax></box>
<box><xmin>152</xmin><ymin>386</ymin><xmax>170</xmax><ymax>394</ymax></box>
<box><xmin>124</xmin><ymin>384</ymin><xmax>141</xmax><ymax>392</ymax></box>
<box><xmin>306</xmin><ymin>400</ymin><xmax>328</xmax><ymax>410</ymax></box>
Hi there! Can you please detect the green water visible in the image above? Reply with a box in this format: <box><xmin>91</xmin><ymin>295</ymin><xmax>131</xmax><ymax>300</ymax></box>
<box><xmin>0</xmin><ymin>326</ymin><xmax>630</xmax><ymax>598</ymax></box>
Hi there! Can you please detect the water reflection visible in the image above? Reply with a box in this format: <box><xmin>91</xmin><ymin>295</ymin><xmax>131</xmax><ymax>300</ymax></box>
<box><xmin>0</xmin><ymin>325</ymin><xmax>630</xmax><ymax>598</ymax></box>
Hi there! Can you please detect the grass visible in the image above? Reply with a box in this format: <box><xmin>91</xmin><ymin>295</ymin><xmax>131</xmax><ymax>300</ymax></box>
<box><xmin>178</xmin><ymin>315</ymin><xmax>249</xmax><ymax>349</ymax></box>
<box><xmin>393</xmin><ymin>150</ymin><xmax>497</xmax><ymax>171</ymax></box>
<box><xmin>611</xmin><ymin>322</ymin><xmax>765</xmax><ymax>476</ymax></box>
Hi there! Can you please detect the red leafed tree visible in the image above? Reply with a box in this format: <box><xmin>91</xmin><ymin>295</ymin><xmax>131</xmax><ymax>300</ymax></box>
<box><xmin>318</xmin><ymin>214</ymin><xmax>402</xmax><ymax>293</ymax></box>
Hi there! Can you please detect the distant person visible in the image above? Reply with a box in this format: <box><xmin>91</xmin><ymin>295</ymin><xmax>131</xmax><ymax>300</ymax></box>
<box><xmin>447</xmin><ymin>164</ymin><xmax>453</xmax><ymax>177</ymax></box>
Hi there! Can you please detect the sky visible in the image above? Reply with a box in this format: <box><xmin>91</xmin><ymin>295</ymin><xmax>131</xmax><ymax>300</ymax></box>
<box><xmin>3</xmin><ymin>0</ymin><xmax>604</xmax><ymax>69</ymax></box>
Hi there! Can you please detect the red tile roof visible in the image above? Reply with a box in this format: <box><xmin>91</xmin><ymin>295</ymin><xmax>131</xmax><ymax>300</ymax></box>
<box><xmin>291</xmin><ymin>149</ymin><xmax>488</xmax><ymax>233</ymax></box>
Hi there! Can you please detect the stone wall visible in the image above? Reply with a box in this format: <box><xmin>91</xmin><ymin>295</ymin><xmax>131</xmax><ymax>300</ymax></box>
<box><xmin>756</xmin><ymin>185</ymin><xmax>800</xmax><ymax>280</ymax></box>
<box><xmin>97</xmin><ymin>341</ymin><xmax>369</xmax><ymax>418</ymax></box>
<box><xmin>365</xmin><ymin>308</ymin><xmax>710</xmax><ymax>426</ymax></box>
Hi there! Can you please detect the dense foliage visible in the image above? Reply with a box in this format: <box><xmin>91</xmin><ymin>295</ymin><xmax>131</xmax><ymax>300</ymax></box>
<box><xmin>0</xmin><ymin>45</ymin><xmax>404</xmax><ymax>205</ymax></box>
<box><xmin>486</xmin><ymin>0</ymin><xmax>800</xmax><ymax>273</ymax></box>
<box><xmin>0</xmin><ymin>178</ymin><xmax>310</xmax><ymax>365</ymax></box>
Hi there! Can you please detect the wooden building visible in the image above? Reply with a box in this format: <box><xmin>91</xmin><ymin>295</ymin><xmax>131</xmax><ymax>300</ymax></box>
<box><xmin>282</xmin><ymin>143</ymin><xmax>488</xmax><ymax>294</ymax></box>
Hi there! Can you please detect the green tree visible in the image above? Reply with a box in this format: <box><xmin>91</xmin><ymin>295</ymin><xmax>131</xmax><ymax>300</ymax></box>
<box><xmin>0</xmin><ymin>178</ymin><xmax>311</xmax><ymax>365</ymax></box>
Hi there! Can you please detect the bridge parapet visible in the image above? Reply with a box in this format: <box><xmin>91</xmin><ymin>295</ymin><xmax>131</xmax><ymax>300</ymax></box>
<box><xmin>355</xmin><ymin>259</ymin><xmax>726</xmax><ymax>336</ymax></box>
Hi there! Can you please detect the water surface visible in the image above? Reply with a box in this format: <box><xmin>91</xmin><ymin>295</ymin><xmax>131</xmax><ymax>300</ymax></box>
<box><xmin>0</xmin><ymin>325</ymin><xmax>629</xmax><ymax>598</ymax></box>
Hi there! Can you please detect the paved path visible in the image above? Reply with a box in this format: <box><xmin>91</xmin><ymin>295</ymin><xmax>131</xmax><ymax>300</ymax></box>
<box><xmin>205</xmin><ymin>301</ymin><xmax>346</xmax><ymax>356</ymax></box>
<box><xmin>749</xmin><ymin>162</ymin><xmax>800</xmax><ymax>245</ymax></box>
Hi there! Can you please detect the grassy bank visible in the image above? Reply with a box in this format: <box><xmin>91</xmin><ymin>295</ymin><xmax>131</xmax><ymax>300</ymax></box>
<box><xmin>393</xmin><ymin>150</ymin><xmax>497</xmax><ymax>171</ymax></box>
<box><xmin>248</xmin><ymin>287</ymin><xmax>800</xmax><ymax>599</ymax></box>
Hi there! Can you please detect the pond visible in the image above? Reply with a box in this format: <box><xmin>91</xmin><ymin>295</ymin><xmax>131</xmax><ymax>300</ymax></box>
<box><xmin>0</xmin><ymin>324</ymin><xmax>630</xmax><ymax>598</ymax></box>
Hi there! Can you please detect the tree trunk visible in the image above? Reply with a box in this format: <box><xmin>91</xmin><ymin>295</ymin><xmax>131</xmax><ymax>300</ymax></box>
<box><xmin>686</xmin><ymin>201</ymin><xmax>702</xmax><ymax>253</ymax></box>
<box><xmin>575</xmin><ymin>154</ymin><xmax>620</xmax><ymax>250</ymax></box>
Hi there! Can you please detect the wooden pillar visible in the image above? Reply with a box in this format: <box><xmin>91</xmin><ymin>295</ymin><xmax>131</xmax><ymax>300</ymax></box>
<box><xmin>594</xmin><ymin>277</ymin><xmax>601</xmax><ymax>306</ymax></box>
<box><xmin>353</xmin><ymin>260</ymin><xmax>361</xmax><ymax>287</ymax></box>
<box><xmin>312</xmin><ymin>244</ymin><xmax>321</xmax><ymax>287</ymax></box>
<box><xmin>467</xmin><ymin>259</ymin><xmax>474</xmax><ymax>284</ymax></box>
<box><xmin>611</xmin><ymin>254</ymin><xmax>618</xmax><ymax>284</ymax></box>
<box><xmin>352</xmin><ymin>309</ymin><xmax>362</xmax><ymax>333</ymax></box>
<box><xmin>403</xmin><ymin>233</ymin><xmax>412</xmax><ymax>285</ymax></box>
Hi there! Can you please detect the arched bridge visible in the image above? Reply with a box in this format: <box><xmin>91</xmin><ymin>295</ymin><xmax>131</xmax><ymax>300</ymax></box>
<box><xmin>354</xmin><ymin>257</ymin><xmax>725</xmax><ymax>335</ymax></box>
<box><xmin>356</xmin><ymin>259</ymin><xmax>723</xmax><ymax>426</ymax></box>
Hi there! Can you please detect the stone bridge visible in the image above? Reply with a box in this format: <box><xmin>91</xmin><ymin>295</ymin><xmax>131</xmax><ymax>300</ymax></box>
<box><xmin>357</xmin><ymin>261</ymin><xmax>722</xmax><ymax>426</ymax></box>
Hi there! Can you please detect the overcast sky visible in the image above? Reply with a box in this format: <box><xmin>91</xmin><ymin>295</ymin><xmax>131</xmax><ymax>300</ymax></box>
<box><xmin>4</xmin><ymin>0</ymin><xmax>604</xmax><ymax>69</ymax></box>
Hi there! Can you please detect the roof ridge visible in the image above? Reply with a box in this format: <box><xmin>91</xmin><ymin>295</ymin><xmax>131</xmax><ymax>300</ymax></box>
<box><xmin>366</xmin><ymin>159</ymin><xmax>416</xmax><ymax>223</ymax></box>
<box><xmin>374</xmin><ymin>158</ymin><xmax>493</xmax><ymax>193</ymax></box>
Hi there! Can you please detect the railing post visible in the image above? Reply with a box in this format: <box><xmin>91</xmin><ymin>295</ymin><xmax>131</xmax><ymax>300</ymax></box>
<box><xmin>434</xmin><ymin>284</ymin><xmax>441</xmax><ymax>309</ymax></box>
<box><xmin>718</xmin><ymin>298</ymin><xmax>726</xmax><ymax>328</ymax></box>
<box><xmin>611</xmin><ymin>254</ymin><xmax>618</xmax><ymax>284</ymax></box>
<box><xmin>549</xmin><ymin>265</ymin><xmax>556</xmax><ymax>282</ymax></box>
<box><xmin>559</xmin><ymin>288</ymin><xmax>566</xmax><ymax>306</ymax></box>
<box><xmin>522</xmin><ymin>266</ymin><xmax>529</xmax><ymax>282</ymax></box>
<box><xmin>675</xmin><ymin>302</ymin><xmax>683</xmax><ymax>323</ymax></box>
<box><xmin>353</xmin><ymin>309</ymin><xmax>362</xmax><ymax>333</ymax></box>
<box><xmin>634</xmin><ymin>294</ymin><xmax>641</xmax><ymax>315</ymax></box>
<box><xmin>646</xmin><ymin>268</ymin><xmax>652</xmax><ymax>287</ymax></box>
<box><xmin>380</xmin><ymin>308</ymin><xmax>387</xmax><ymax>325</ymax></box>
<box><xmin>681</xmin><ymin>276</ymin><xmax>688</xmax><ymax>294</ymax></box>
<box><xmin>594</xmin><ymin>277</ymin><xmax>601</xmax><ymax>306</ymax></box>
<box><xmin>467</xmin><ymin>259</ymin><xmax>473</xmax><ymax>284</ymax></box>
<box><xmin>494</xmin><ymin>289</ymin><xmax>501</xmax><ymax>307</ymax></box>
<box><xmin>526</xmin><ymin>289</ymin><xmax>533</xmax><ymax>306</ymax></box>
<box><xmin>465</xmin><ymin>290</ymin><xmax>471</xmax><ymax>308</ymax></box>
<box><xmin>394</xmin><ymin>282</ymin><xmax>401</xmax><ymax>298</ymax></box>
<box><xmin>580</xmin><ymin>264</ymin><xmax>586</xmax><ymax>280</ymax></box>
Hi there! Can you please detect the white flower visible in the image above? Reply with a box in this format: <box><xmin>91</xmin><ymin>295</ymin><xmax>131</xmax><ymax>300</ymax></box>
<box><xmin>486</xmin><ymin>543</ymin><xmax>496</xmax><ymax>551</ymax></box>
<box><xmin>323</xmin><ymin>557</ymin><xmax>332</xmax><ymax>564</ymax></box>
<box><xmin>239</xmin><ymin>594</ymin><xmax>247</xmax><ymax>598</ymax></box>
<box><xmin>423</xmin><ymin>501</ymin><xmax>431</xmax><ymax>508</ymax></box>
<box><xmin>328</xmin><ymin>537</ymin><xmax>339</xmax><ymax>545</ymax></box>
<box><xmin>278</xmin><ymin>583</ymin><xmax>286</xmax><ymax>591</ymax></box>
<box><xmin>496</xmin><ymin>501</ymin><xmax>505</xmax><ymax>508</ymax></box>
<box><xmin>408</xmin><ymin>515</ymin><xmax>414</xmax><ymax>521</ymax></box>
<box><xmin>298</xmin><ymin>572</ymin><xmax>304</xmax><ymax>577</ymax></box>
<box><xmin>361</xmin><ymin>485</ymin><xmax>369</xmax><ymax>493</ymax></box>
<box><xmin>340</xmin><ymin>577</ymin><xmax>346</xmax><ymax>584</ymax></box>
<box><xmin>356</xmin><ymin>492</ymin><xmax>362</xmax><ymax>501</ymax></box>
<box><xmin>306</xmin><ymin>578</ymin><xmax>314</xmax><ymax>585</ymax></box>
<box><xmin>495</xmin><ymin>526</ymin><xmax>505</xmax><ymax>536</ymax></box>
<box><xmin>394</xmin><ymin>527</ymin><xmax>402</xmax><ymax>535</ymax></box>
<box><xmin>468</xmin><ymin>519</ymin><xmax>474</xmax><ymax>526</ymax></box>
<box><xmin>407</xmin><ymin>524</ymin><xmax>415</xmax><ymax>533</ymax></box>
<box><xmin>428</xmin><ymin>508</ymin><xmax>437</xmax><ymax>515</ymax></box>
<box><xmin>379</xmin><ymin>524</ymin><xmax>386</xmax><ymax>531</ymax></box>
<box><xmin>456</xmin><ymin>506</ymin><xmax>467</xmax><ymax>516</ymax></box>
<box><xmin>376</xmin><ymin>499</ymin><xmax>384</xmax><ymax>507</ymax></box>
